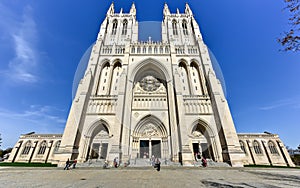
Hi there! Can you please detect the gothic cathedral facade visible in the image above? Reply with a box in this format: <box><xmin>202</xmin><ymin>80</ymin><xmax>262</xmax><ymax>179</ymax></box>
<box><xmin>8</xmin><ymin>3</ymin><xmax>295</xmax><ymax>167</ymax></box>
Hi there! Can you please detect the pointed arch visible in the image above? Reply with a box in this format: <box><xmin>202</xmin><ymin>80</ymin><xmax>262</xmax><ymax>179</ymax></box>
<box><xmin>110</xmin><ymin>60</ymin><xmax>122</xmax><ymax>94</ymax></box>
<box><xmin>182</xmin><ymin>19</ymin><xmax>188</xmax><ymax>35</ymax></box>
<box><xmin>190</xmin><ymin>60</ymin><xmax>204</xmax><ymax>95</ymax></box>
<box><xmin>22</xmin><ymin>141</ymin><xmax>32</xmax><ymax>155</ymax></box>
<box><xmin>85</xmin><ymin>118</ymin><xmax>111</xmax><ymax>138</ymax></box>
<box><xmin>133</xmin><ymin>115</ymin><xmax>168</xmax><ymax>138</ymax></box>
<box><xmin>130</xmin><ymin>58</ymin><xmax>171</xmax><ymax>83</ymax></box>
<box><xmin>37</xmin><ymin>140</ymin><xmax>47</xmax><ymax>155</ymax></box>
<box><xmin>253</xmin><ymin>140</ymin><xmax>262</xmax><ymax>154</ymax></box>
<box><xmin>112</xmin><ymin>19</ymin><xmax>118</xmax><ymax>35</ymax></box>
<box><xmin>122</xmin><ymin>19</ymin><xmax>128</xmax><ymax>35</ymax></box>
<box><xmin>178</xmin><ymin>59</ymin><xmax>191</xmax><ymax>95</ymax></box>
<box><xmin>172</xmin><ymin>20</ymin><xmax>178</xmax><ymax>35</ymax></box>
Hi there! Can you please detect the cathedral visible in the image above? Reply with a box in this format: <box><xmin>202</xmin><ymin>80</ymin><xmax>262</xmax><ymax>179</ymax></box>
<box><xmin>8</xmin><ymin>3</ymin><xmax>294</xmax><ymax>167</ymax></box>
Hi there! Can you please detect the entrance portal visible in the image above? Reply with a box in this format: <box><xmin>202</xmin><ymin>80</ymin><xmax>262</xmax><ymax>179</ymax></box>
<box><xmin>193</xmin><ymin>143</ymin><xmax>200</xmax><ymax>160</ymax></box>
<box><xmin>139</xmin><ymin>140</ymin><xmax>161</xmax><ymax>158</ymax></box>
<box><xmin>201</xmin><ymin>143</ymin><xmax>210</xmax><ymax>159</ymax></box>
<box><xmin>152</xmin><ymin>140</ymin><xmax>161</xmax><ymax>158</ymax></box>
<box><xmin>140</xmin><ymin>140</ymin><xmax>149</xmax><ymax>158</ymax></box>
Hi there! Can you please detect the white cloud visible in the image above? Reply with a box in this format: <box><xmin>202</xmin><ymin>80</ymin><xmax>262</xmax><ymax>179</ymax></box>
<box><xmin>0</xmin><ymin>105</ymin><xmax>66</xmax><ymax>149</ymax></box>
<box><xmin>259</xmin><ymin>98</ymin><xmax>300</xmax><ymax>110</ymax></box>
<box><xmin>0</xmin><ymin>105</ymin><xmax>66</xmax><ymax>125</ymax></box>
<box><xmin>0</xmin><ymin>3</ymin><xmax>40</xmax><ymax>84</ymax></box>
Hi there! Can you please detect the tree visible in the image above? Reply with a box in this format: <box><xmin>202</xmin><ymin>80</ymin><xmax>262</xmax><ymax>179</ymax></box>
<box><xmin>278</xmin><ymin>0</ymin><xmax>300</xmax><ymax>51</ymax></box>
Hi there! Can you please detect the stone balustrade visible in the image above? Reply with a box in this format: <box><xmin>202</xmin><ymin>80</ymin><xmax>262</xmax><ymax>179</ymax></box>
<box><xmin>183</xmin><ymin>95</ymin><xmax>212</xmax><ymax>114</ymax></box>
<box><xmin>87</xmin><ymin>95</ymin><xmax>118</xmax><ymax>114</ymax></box>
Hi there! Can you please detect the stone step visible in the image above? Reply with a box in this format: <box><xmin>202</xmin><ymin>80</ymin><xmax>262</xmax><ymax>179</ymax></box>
<box><xmin>129</xmin><ymin>158</ymin><xmax>181</xmax><ymax>167</ymax></box>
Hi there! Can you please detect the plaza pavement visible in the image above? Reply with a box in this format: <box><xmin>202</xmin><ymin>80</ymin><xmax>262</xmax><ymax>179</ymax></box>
<box><xmin>0</xmin><ymin>166</ymin><xmax>299</xmax><ymax>188</ymax></box>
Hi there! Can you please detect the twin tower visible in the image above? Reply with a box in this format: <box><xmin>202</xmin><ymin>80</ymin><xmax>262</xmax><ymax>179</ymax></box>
<box><xmin>54</xmin><ymin>2</ymin><xmax>246</xmax><ymax>167</ymax></box>
<box><xmin>8</xmin><ymin>2</ymin><xmax>294</xmax><ymax>168</ymax></box>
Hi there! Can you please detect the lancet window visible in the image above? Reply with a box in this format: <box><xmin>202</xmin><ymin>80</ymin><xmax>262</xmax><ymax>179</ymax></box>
<box><xmin>122</xmin><ymin>20</ymin><xmax>128</xmax><ymax>35</ymax></box>
<box><xmin>182</xmin><ymin>20</ymin><xmax>188</xmax><ymax>35</ymax></box>
<box><xmin>38</xmin><ymin>141</ymin><xmax>47</xmax><ymax>155</ymax></box>
<box><xmin>172</xmin><ymin>20</ymin><xmax>178</xmax><ymax>35</ymax></box>
<box><xmin>112</xmin><ymin>20</ymin><xmax>118</xmax><ymax>35</ymax></box>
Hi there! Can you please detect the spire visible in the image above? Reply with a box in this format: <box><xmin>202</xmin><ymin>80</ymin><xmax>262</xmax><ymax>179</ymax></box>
<box><xmin>130</xmin><ymin>2</ymin><xmax>136</xmax><ymax>15</ymax></box>
<box><xmin>185</xmin><ymin>2</ymin><xmax>193</xmax><ymax>15</ymax></box>
<box><xmin>107</xmin><ymin>2</ymin><xmax>114</xmax><ymax>16</ymax></box>
<box><xmin>163</xmin><ymin>2</ymin><xmax>170</xmax><ymax>16</ymax></box>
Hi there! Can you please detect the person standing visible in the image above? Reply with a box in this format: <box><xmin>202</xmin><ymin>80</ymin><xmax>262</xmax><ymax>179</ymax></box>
<box><xmin>151</xmin><ymin>155</ymin><xmax>155</xmax><ymax>166</ymax></box>
<box><xmin>155</xmin><ymin>158</ymin><xmax>161</xmax><ymax>171</ymax></box>
<box><xmin>201</xmin><ymin>157</ymin><xmax>207</xmax><ymax>167</ymax></box>
<box><xmin>72</xmin><ymin>159</ymin><xmax>77</xmax><ymax>169</ymax></box>
<box><xmin>113</xmin><ymin>157</ymin><xmax>118</xmax><ymax>168</ymax></box>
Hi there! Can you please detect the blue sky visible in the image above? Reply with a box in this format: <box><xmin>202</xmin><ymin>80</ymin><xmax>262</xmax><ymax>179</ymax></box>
<box><xmin>0</xmin><ymin>0</ymin><xmax>299</xmax><ymax>149</ymax></box>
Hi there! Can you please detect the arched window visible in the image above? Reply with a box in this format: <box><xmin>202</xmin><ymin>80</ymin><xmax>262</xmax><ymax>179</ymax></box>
<box><xmin>137</xmin><ymin>46</ymin><xmax>141</xmax><ymax>53</ymax></box>
<box><xmin>122</xmin><ymin>20</ymin><xmax>128</xmax><ymax>35</ymax></box>
<box><xmin>165</xmin><ymin>46</ymin><xmax>169</xmax><ymax>53</ymax></box>
<box><xmin>38</xmin><ymin>141</ymin><xmax>47</xmax><ymax>155</ymax></box>
<box><xmin>131</xmin><ymin>47</ymin><xmax>135</xmax><ymax>53</ymax></box>
<box><xmin>54</xmin><ymin>141</ymin><xmax>61</xmax><ymax>152</ymax></box>
<box><xmin>112</xmin><ymin>20</ymin><xmax>118</xmax><ymax>35</ymax></box>
<box><xmin>22</xmin><ymin>141</ymin><xmax>32</xmax><ymax>155</ymax></box>
<box><xmin>253</xmin><ymin>141</ymin><xmax>262</xmax><ymax>154</ymax></box>
<box><xmin>239</xmin><ymin>141</ymin><xmax>246</xmax><ymax>153</ymax></box>
<box><xmin>268</xmin><ymin>141</ymin><xmax>278</xmax><ymax>154</ymax></box>
<box><xmin>143</xmin><ymin>46</ymin><xmax>147</xmax><ymax>53</ymax></box>
<box><xmin>154</xmin><ymin>46</ymin><xmax>158</xmax><ymax>54</ymax></box>
<box><xmin>160</xmin><ymin>47</ymin><xmax>164</xmax><ymax>53</ymax></box>
<box><xmin>182</xmin><ymin>20</ymin><xmax>188</xmax><ymax>35</ymax></box>
<box><xmin>148</xmin><ymin>46</ymin><xmax>152</xmax><ymax>53</ymax></box>
<box><xmin>172</xmin><ymin>20</ymin><xmax>178</xmax><ymax>35</ymax></box>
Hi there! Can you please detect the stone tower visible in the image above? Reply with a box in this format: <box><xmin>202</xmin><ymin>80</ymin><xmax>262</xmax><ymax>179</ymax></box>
<box><xmin>56</xmin><ymin>2</ymin><xmax>245</xmax><ymax>167</ymax></box>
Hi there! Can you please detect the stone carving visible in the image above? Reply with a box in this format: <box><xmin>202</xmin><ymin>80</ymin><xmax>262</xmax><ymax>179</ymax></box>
<box><xmin>96</xmin><ymin>130</ymin><xmax>109</xmax><ymax>138</ymax></box>
<box><xmin>192</xmin><ymin>130</ymin><xmax>202</xmax><ymax>138</ymax></box>
<box><xmin>141</xmin><ymin>124</ymin><xmax>159</xmax><ymax>137</ymax></box>
<box><xmin>139</xmin><ymin>76</ymin><xmax>161</xmax><ymax>92</ymax></box>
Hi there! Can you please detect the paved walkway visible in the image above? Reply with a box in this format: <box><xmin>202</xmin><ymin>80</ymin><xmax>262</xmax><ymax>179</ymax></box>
<box><xmin>0</xmin><ymin>166</ymin><xmax>299</xmax><ymax>188</ymax></box>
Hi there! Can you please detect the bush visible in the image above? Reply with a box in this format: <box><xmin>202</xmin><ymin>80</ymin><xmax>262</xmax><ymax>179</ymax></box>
<box><xmin>0</xmin><ymin>162</ymin><xmax>57</xmax><ymax>167</ymax></box>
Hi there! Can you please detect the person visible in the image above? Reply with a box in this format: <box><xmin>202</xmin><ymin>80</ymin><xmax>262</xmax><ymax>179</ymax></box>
<box><xmin>113</xmin><ymin>157</ymin><xmax>118</xmax><ymax>168</ymax></box>
<box><xmin>64</xmin><ymin>158</ymin><xmax>70</xmax><ymax>170</ymax></box>
<box><xmin>151</xmin><ymin>155</ymin><xmax>155</xmax><ymax>166</ymax></box>
<box><xmin>154</xmin><ymin>158</ymin><xmax>161</xmax><ymax>171</ymax></box>
<box><xmin>201</xmin><ymin>157</ymin><xmax>207</xmax><ymax>167</ymax></box>
<box><xmin>197</xmin><ymin>152</ymin><xmax>201</xmax><ymax>160</ymax></box>
<box><xmin>103</xmin><ymin>160</ymin><xmax>109</xmax><ymax>169</ymax></box>
<box><xmin>72</xmin><ymin>159</ymin><xmax>77</xmax><ymax>169</ymax></box>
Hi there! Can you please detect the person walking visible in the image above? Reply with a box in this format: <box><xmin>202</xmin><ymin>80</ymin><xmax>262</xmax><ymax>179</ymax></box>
<box><xmin>64</xmin><ymin>158</ymin><xmax>70</xmax><ymax>170</ymax></box>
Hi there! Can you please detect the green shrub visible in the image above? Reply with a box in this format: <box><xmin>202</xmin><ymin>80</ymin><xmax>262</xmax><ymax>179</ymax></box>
<box><xmin>0</xmin><ymin>162</ymin><xmax>57</xmax><ymax>167</ymax></box>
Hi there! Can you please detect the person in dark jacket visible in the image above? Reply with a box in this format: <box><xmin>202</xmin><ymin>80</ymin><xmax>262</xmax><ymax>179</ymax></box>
<box><xmin>155</xmin><ymin>158</ymin><xmax>161</xmax><ymax>171</ymax></box>
<box><xmin>64</xmin><ymin>158</ymin><xmax>70</xmax><ymax>170</ymax></box>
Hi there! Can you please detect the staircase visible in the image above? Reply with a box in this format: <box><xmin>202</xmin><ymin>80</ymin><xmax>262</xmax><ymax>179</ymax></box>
<box><xmin>193</xmin><ymin>159</ymin><xmax>230</xmax><ymax>167</ymax></box>
<box><xmin>128</xmin><ymin>158</ymin><xmax>181</xmax><ymax>167</ymax></box>
<box><xmin>77</xmin><ymin>159</ymin><xmax>106</xmax><ymax>168</ymax></box>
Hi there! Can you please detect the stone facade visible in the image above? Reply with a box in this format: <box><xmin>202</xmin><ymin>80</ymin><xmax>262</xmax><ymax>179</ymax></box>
<box><xmin>7</xmin><ymin>133</ymin><xmax>62</xmax><ymax>164</ymax></box>
<box><xmin>8</xmin><ymin>3</ymin><xmax>295</xmax><ymax>167</ymax></box>
<box><xmin>238</xmin><ymin>133</ymin><xmax>294</xmax><ymax>166</ymax></box>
